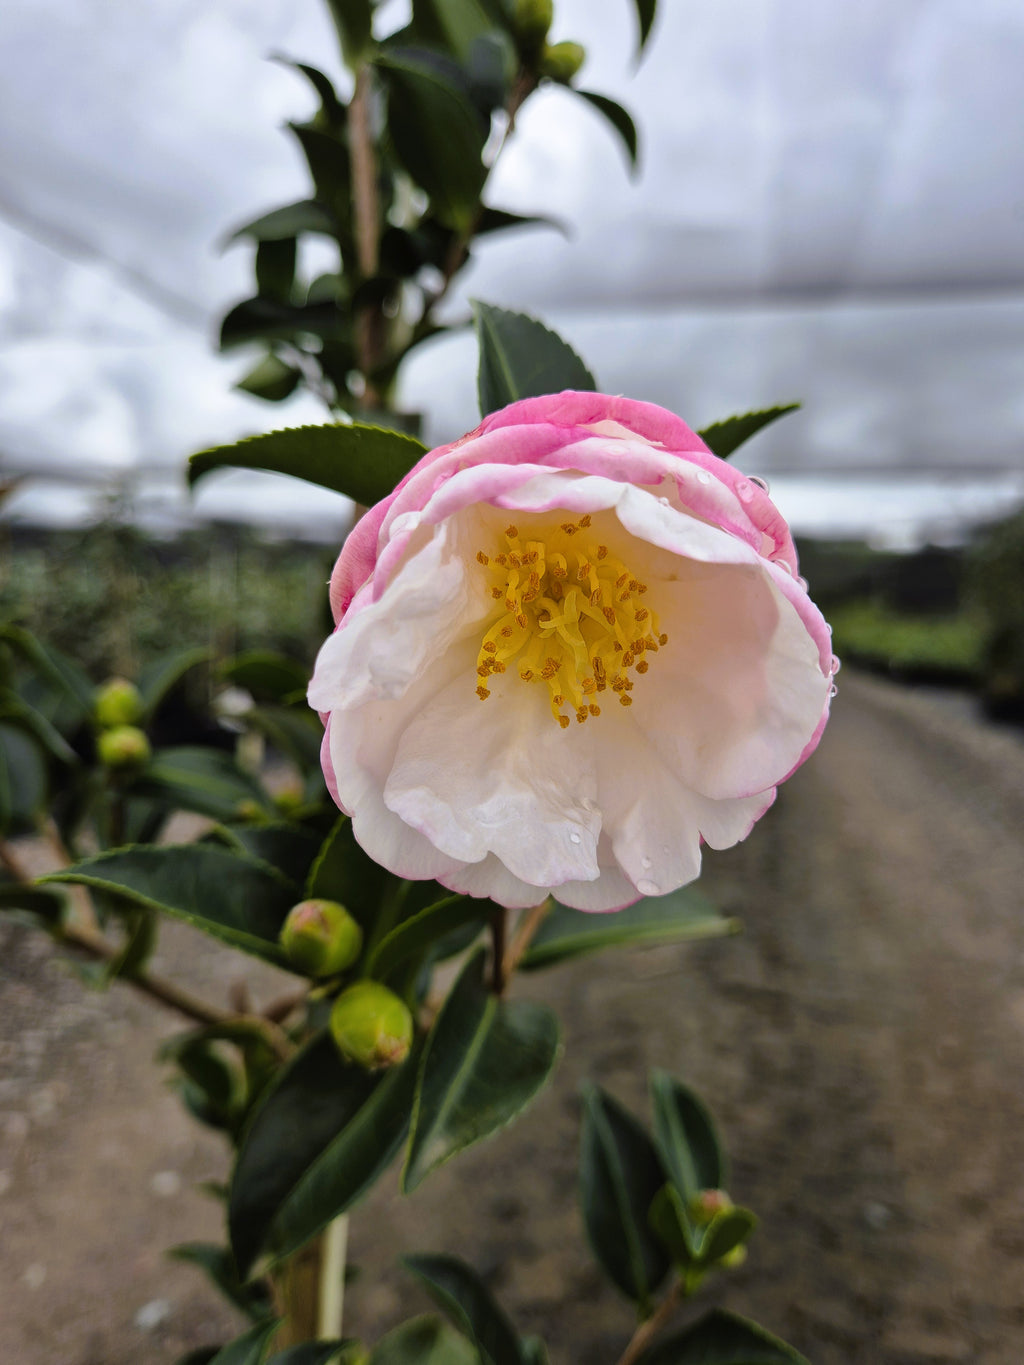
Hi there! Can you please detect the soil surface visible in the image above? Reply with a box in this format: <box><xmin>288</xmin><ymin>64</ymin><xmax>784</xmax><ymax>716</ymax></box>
<box><xmin>2</xmin><ymin>671</ymin><xmax>1023</xmax><ymax>1365</ymax></box>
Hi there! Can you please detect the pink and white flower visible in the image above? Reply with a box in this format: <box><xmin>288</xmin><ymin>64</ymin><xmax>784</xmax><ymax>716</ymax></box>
<box><xmin>308</xmin><ymin>392</ymin><xmax>835</xmax><ymax>912</ymax></box>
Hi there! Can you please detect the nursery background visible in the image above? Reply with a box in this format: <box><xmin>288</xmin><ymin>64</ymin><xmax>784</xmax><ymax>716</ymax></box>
<box><xmin>2</xmin><ymin>1</ymin><xmax>1024</xmax><ymax>1363</ymax></box>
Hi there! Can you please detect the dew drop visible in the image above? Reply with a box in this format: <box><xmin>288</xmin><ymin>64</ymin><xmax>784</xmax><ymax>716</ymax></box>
<box><xmin>826</xmin><ymin>623</ymin><xmax>833</xmax><ymax>634</ymax></box>
<box><xmin>749</xmin><ymin>475</ymin><xmax>770</xmax><ymax>493</ymax></box>
<box><xmin>829</xmin><ymin>683</ymin><xmax>839</xmax><ymax>698</ymax></box>
<box><xmin>736</xmin><ymin>479</ymin><xmax>754</xmax><ymax>503</ymax></box>
<box><xmin>637</xmin><ymin>877</ymin><xmax>660</xmax><ymax>897</ymax></box>
<box><xmin>696</xmin><ymin>470</ymin><xmax>712</xmax><ymax>485</ymax></box>
<box><xmin>569</xmin><ymin>831</ymin><xmax>582</xmax><ymax>845</ymax></box>
<box><xmin>658</xmin><ymin>495</ymin><xmax>670</xmax><ymax>506</ymax></box>
<box><xmin>797</xmin><ymin>575</ymin><xmax>809</xmax><ymax>591</ymax></box>
<box><xmin>830</xmin><ymin>655</ymin><xmax>842</xmax><ymax>675</ymax></box>
<box><xmin>641</xmin><ymin>855</ymin><xmax>652</xmax><ymax>869</ymax></box>
<box><xmin>776</xmin><ymin>559</ymin><xmax>794</xmax><ymax>575</ymax></box>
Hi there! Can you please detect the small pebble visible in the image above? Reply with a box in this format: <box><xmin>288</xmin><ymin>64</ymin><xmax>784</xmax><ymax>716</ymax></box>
<box><xmin>150</xmin><ymin>1170</ymin><xmax>182</xmax><ymax>1198</ymax></box>
<box><xmin>134</xmin><ymin>1299</ymin><xmax>173</xmax><ymax>1331</ymax></box>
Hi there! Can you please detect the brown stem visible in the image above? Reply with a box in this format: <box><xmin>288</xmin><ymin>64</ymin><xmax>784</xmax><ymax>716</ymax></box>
<box><xmin>614</xmin><ymin>1281</ymin><xmax>686</xmax><ymax>1365</ymax></box>
<box><xmin>349</xmin><ymin>64</ymin><xmax>386</xmax><ymax>404</ymax></box>
<box><xmin>503</xmin><ymin>897</ymin><xmax>553</xmax><ymax>978</ymax></box>
<box><xmin>0</xmin><ymin>837</ymin><xmax>26</xmax><ymax>881</ymax></box>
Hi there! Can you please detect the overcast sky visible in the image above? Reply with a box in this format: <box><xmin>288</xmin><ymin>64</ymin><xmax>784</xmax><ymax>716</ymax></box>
<box><xmin>1</xmin><ymin>0</ymin><xmax>1023</xmax><ymax>543</ymax></box>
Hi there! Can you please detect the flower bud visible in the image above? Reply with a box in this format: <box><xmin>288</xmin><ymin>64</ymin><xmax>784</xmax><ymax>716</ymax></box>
<box><xmin>280</xmin><ymin>899</ymin><xmax>363</xmax><ymax>977</ymax></box>
<box><xmin>540</xmin><ymin>40</ymin><xmax>585</xmax><ymax>83</ymax></box>
<box><xmin>330</xmin><ymin>981</ymin><xmax>413</xmax><ymax>1071</ymax></box>
<box><xmin>94</xmin><ymin>677</ymin><xmax>144</xmax><ymax>728</ymax></box>
<box><xmin>513</xmin><ymin>0</ymin><xmax>553</xmax><ymax>56</ymax></box>
<box><xmin>719</xmin><ymin>1244</ymin><xmax>748</xmax><ymax>1269</ymax></box>
<box><xmin>689</xmin><ymin>1189</ymin><xmax>733</xmax><ymax>1225</ymax></box>
<box><xmin>97</xmin><ymin>725</ymin><xmax>152</xmax><ymax>770</ymax></box>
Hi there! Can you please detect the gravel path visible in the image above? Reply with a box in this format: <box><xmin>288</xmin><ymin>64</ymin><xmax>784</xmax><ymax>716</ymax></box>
<box><xmin>2</xmin><ymin>671</ymin><xmax>1022</xmax><ymax>1364</ymax></box>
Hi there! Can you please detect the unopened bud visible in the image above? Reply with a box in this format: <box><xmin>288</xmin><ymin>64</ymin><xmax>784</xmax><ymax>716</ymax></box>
<box><xmin>540</xmin><ymin>40</ymin><xmax>585</xmax><ymax>83</ymax></box>
<box><xmin>97</xmin><ymin>725</ymin><xmax>151</xmax><ymax>770</ymax></box>
<box><xmin>94</xmin><ymin>677</ymin><xmax>144</xmax><ymax>728</ymax></box>
<box><xmin>281</xmin><ymin>899</ymin><xmax>363</xmax><ymax>977</ymax></box>
<box><xmin>330</xmin><ymin>981</ymin><xmax>413</xmax><ymax>1071</ymax></box>
<box><xmin>513</xmin><ymin>0</ymin><xmax>553</xmax><ymax>56</ymax></box>
<box><xmin>719</xmin><ymin>1244</ymin><xmax>747</xmax><ymax>1269</ymax></box>
<box><xmin>234</xmin><ymin>799</ymin><xmax>266</xmax><ymax>823</ymax></box>
<box><xmin>689</xmin><ymin>1189</ymin><xmax>733</xmax><ymax>1225</ymax></box>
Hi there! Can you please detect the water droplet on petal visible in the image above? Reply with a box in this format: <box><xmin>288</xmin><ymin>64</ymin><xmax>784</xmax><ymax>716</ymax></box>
<box><xmin>749</xmin><ymin>475</ymin><xmax>770</xmax><ymax>493</ymax></box>
<box><xmin>637</xmin><ymin>877</ymin><xmax>660</xmax><ymax>897</ymax></box>
<box><xmin>829</xmin><ymin>683</ymin><xmax>839</xmax><ymax>698</ymax></box>
<box><xmin>776</xmin><ymin>559</ymin><xmax>794</xmax><ymax>575</ymax></box>
<box><xmin>658</xmin><ymin>495</ymin><xmax>670</xmax><ymax>506</ymax></box>
<box><xmin>569</xmin><ymin>831</ymin><xmax>582</xmax><ymax>845</ymax></box>
<box><xmin>696</xmin><ymin>470</ymin><xmax>712</xmax><ymax>485</ymax></box>
<box><xmin>736</xmin><ymin>479</ymin><xmax>754</xmax><ymax>502</ymax></box>
<box><xmin>641</xmin><ymin>856</ymin><xmax>652</xmax><ymax>869</ymax></box>
<box><xmin>830</xmin><ymin>656</ymin><xmax>842</xmax><ymax>675</ymax></box>
<box><xmin>826</xmin><ymin>623</ymin><xmax>834</xmax><ymax>634</ymax></box>
<box><xmin>797</xmin><ymin>575</ymin><xmax>809</xmax><ymax>591</ymax></box>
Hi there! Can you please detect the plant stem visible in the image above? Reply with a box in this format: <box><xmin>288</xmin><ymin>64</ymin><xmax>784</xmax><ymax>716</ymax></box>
<box><xmin>349</xmin><ymin>63</ymin><xmax>385</xmax><ymax>404</ymax></box>
<box><xmin>614</xmin><ymin>1281</ymin><xmax>686</xmax><ymax>1365</ymax></box>
<box><xmin>503</xmin><ymin>897</ymin><xmax>553</xmax><ymax>978</ymax></box>
<box><xmin>490</xmin><ymin>906</ymin><xmax>508</xmax><ymax>995</ymax></box>
<box><xmin>318</xmin><ymin>1214</ymin><xmax>349</xmax><ymax>1339</ymax></box>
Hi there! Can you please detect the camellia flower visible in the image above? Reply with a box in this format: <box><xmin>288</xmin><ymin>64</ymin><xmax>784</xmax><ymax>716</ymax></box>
<box><xmin>308</xmin><ymin>392</ymin><xmax>836</xmax><ymax>912</ymax></box>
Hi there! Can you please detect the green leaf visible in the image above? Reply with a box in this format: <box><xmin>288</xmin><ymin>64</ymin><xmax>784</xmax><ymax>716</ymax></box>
<box><xmin>306</xmin><ymin>815</ymin><xmax>392</xmax><ymax>931</ymax></box>
<box><xmin>476</xmin><ymin>207</ymin><xmax>567</xmax><ymax>239</ymax></box>
<box><xmin>370</xmin><ymin>1316</ymin><xmax>480</xmax><ymax>1365</ymax></box>
<box><xmin>636</xmin><ymin>1308</ymin><xmax>810</xmax><ymax>1365</ymax></box>
<box><xmin>220</xmin><ymin>297</ymin><xmax>345</xmax><ymax>351</ymax></box>
<box><xmin>216</xmin><ymin>824</ymin><xmax>322</xmax><ymax>891</ymax></box>
<box><xmin>273</xmin><ymin>61</ymin><xmax>348</xmax><ymax>130</ymax></box>
<box><xmin>229</xmin><ymin>1032</ymin><xmax>419</xmax><ymax>1276</ymax></box>
<box><xmin>325</xmin><ymin>0</ymin><xmax>374</xmax><ymax>68</ymax></box>
<box><xmin>378</xmin><ymin>54</ymin><xmax>488</xmax><ymax>231</ymax></box>
<box><xmin>137</xmin><ymin>647</ymin><xmax>211</xmax><ymax>721</ymax></box>
<box><xmin>575</xmin><ymin>91</ymin><xmax>638</xmax><ymax>173</ymax></box>
<box><xmin>177</xmin><ymin>1350</ymin><xmax>223</xmax><ymax>1365</ymax></box>
<box><xmin>189</xmin><ymin>423</ymin><xmax>427</xmax><ymax>506</ymax></box>
<box><xmin>648</xmin><ymin>1184</ymin><xmax>697</xmax><ymax>1265</ymax></box>
<box><xmin>472</xmin><ymin>301</ymin><xmax>595</xmax><ymax>416</ymax></box>
<box><xmin>226</xmin><ymin>200</ymin><xmax>340</xmax><ymax>245</ymax></box>
<box><xmin>247</xmin><ymin>705</ymin><xmax>324</xmax><ymax>773</ymax></box>
<box><xmin>43</xmin><ymin>844</ymin><xmax>296</xmax><ymax>967</ymax></box>
<box><xmin>402</xmin><ymin>1255</ymin><xmax>520</xmax><ymax>1365</ymax></box>
<box><xmin>287</xmin><ymin>125</ymin><xmax>354</xmax><ymax>234</ymax></box>
<box><xmin>267</xmin><ymin>1345</ymin><xmax>356</xmax><ymax>1365</ymax></box>
<box><xmin>131</xmin><ymin>746</ymin><xmax>274</xmax><ymax>823</ymax></box>
<box><xmin>519</xmin><ymin>1341</ymin><xmax>549</xmax><ymax>1365</ymax></box>
<box><xmin>697</xmin><ymin>405</ymin><xmax>800</xmax><ymax>461</ymax></box>
<box><xmin>104</xmin><ymin>907</ymin><xmax>158</xmax><ymax>983</ymax></box>
<box><xmin>367</xmin><ymin>894</ymin><xmax>493</xmax><ymax>979</ymax></box>
<box><xmin>700</xmin><ymin>1206</ymin><xmax>758</xmax><ymax>1263</ymax></box>
<box><xmin>257</xmin><ymin>238</ymin><xmax>298</xmax><ymax>303</ymax></box>
<box><xmin>403</xmin><ymin>948</ymin><xmax>560</xmax><ymax>1192</ymax></box>
<box><xmin>632</xmin><ymin>0</ymin><xmax>658</xmax><ymax>59</ymax></box>
<box><xmin>208</xmin><ymin>1320</ymin><xmax>281</xmax><ymax>1365</ymax></box>
<box><xmin>0</xmin><ymin>624</ymin><xmax>93</xmax><ymax>735</ymax></box>
<box><xmin>0</xmin><ymin>880</ymin><xmax>66</xmax><ymax>932</ymax></box>
<box><xmin>649</xmin><ymin>1070</ymin><xmax>727</xmax><ymax>1200</ymax></box>
<box><xmin>237</xmin><ymin>354</ymin><xmax>304</xmax><ymax>403</ymax></box>
<box><xmin>220</xmin><ymin>652</ymin><xmax>311</xmax><ymax>704</ymax></box>
<box><xmin>579</xmin><ymin>1085</ymin><xmax>670</xmax><ymax>1309</ymax></box>
<box><xmin>0</xmin><ymin>694</ymin><xmax>79</xmax><ymax>766</ymax></box>
<box><xmin>169</xmin><ymin>1242</ymin><xmax>273</xmax><ymax>1322</ymax></box>
<box><xmin>0</xmin><ymin>720</ymin><xmax>49</xmax><ymax>832</ymax></box>
<box><xmin>412</xmin><ymin>0</ymin><xmax>500</xmax><ymax>62</ymax></box>
<box><xmin>520</xmin><ymin>889</ymin><xmax>736</xmax><ymax>970</ymax></box>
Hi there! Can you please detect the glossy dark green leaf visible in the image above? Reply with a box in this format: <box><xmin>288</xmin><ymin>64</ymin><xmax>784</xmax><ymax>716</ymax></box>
<box><xmin>267</xmin><ymin>1344</ymin><xmax>356</xmax><ymax>1365</ymax></box>
<box><xmin>104</xmin><ymin>907</ymin><xmax>157</xmax><ymax>983</ymax></box>
<box><xmin>137</xmin><ymin>647</ymin><xmax>210</xmax><ymax>720</ymax></box>
<box><xmin>403</xmin><ymin>948</ymin><xmax>560</xmax><ymax>1191</ymax></box>
<box><xmin>306</xmin><ymin>815</ymin><xmax>393</xmax><ymax>931</ymax></box>
<box><xmin>520</xmin><ymin>889</ymin><xmax>736</xmax><ymax>971</ymax></box>
<box><xmin>189</xmin><ymin>423</ymin><xmax>426</xmax><ymax>505</ymax></box>
<box><xmin>412</xmin><ymin>0</ymin><xmax>501</xmax><ymax>63</ymax></box>
<box><xmin>229</xmin><ymin>1032</ymin><xmax>419</xmax><ymax>1275</ymax></box>
<box><xmin>699</xmin><ymin>1206</ymin><xmax>758</xmax><ymax>1264</ymax></box>
<box><xmin>43</xmin><ymin>844</ymin><xmax>295</xmax><ymax>966</ymax></box>
<box><xmin>256</xmin><ymin>238</ymin><xmax>298</xmax><ymax>303</ymax></box>
<box><xmin>579</xmin><ymin>1084</ymin><xmax>670</xmax><ymax>1308</ymax></box>
<box><xmin>287</xmin><ymin>125</ymin><xmax>354</xmax><ymax>232</ymax></box>
<box><xmin>247</xmin><ymin>705</ymin><xmax>323</xmax><ymax>772</ymax></box>
<box><xmin>367</xmin><ymin>895</ymin><xmax>492</xmax><ymax>979</ymax></box>
<box><xmin>215</xmin><ymin>823</ymin><xmax>321</xmax><ymax>891</ymax></box>
<box><xmin>472</xmin><ymin>301</ymin><xmax>595</xmax><ymax>416</ymax></box>
<box><xmin>208</xmin><ymin>1319</ymin><xmax>281</xmax><ymax>1365</ymax></box>
<box><xmin>632</xmin><ymin>0</ymin><xmax>658</xmax><ymax>58</ymax></box>
<box><xmin>403</xmin><ymin>1254</ymin><xmax>520</xmax><ymax>1365</ymax></box>
<box><xmin>1</xmin><ymin>624</ymin><xmax>93</xmax><ymax>735</ymax></box>
<box><xmin>220</xmin><ymin>652</ymin><xmax>311</xmax><ymax>704</ymax></box>
<box><xmin>378</xmin><ymin>54</ymin><xmax>488</xmax><ymax>230</ymax></box>
<box><xmin>237</xmin><ymin>354</ymin><xmax>304</xmax><ymax>403</ymax></box>
<box><xmin>164</xmin><ymin>1032</ymin><xmax>245</xmax><ymax>1134</ymax></box>
<box><xmin>476</xmin><ymin>207</ymin><xmax>567</xmax><ymax>239</ymax></box>
<box><xmin>131</xmin><ymin>747</ymin><xmax>274</xmax><ymax>822</ymax></box>
<box><xmin>636</xmin><ymin>1308</ymin><xmax>809</xmax><ymax>1365</ymax></box>
<box><xmin>575</xmin><ymin>91</ymin><xmax>638</xmax><ymax>172</ymax></box>
<box><xmin>325</xmin><ymin>0</ymin><xmax>374</xmax><ymax>67</ymax></box>
<box><xmin>227</xmin><ymin>200</ymin><xmax>340</xmax><ymax>245</ymax></box>
<box><xmin>648</xmin><ymin>1184</ymin><xmax>697</xmax><ymax>1264</ymax></box>
<box><xmin>697</xmin><ymin>405</ymin><xmax>800</xmax><ymax>461</ymax></box>
<box><xmin>0</xmin><ymin>721</ymin><xmax>48</xmax><ymax>832</ymax></box>
<box><xmin>0</xmin><ymin>880</ymin><xmax>66</xmax><ymax>931</ymax></box>
<box><xmin>649</xmin><ymin>1070</ymin><xmax>727</xmax><ymax>1200</ymax></box>
<box><xmin>370</xmin><ymin>1316</ymin><xmax>480</xmax><ymax>1365</ymax></box>
<box><xmin>220</xmin><ymin>297</ymin><xmax>344</xmax><ymax>351</ymax></box>
<box><xmin>0</xmin><ymin>695</ymin><xmax>78</xmax><ymax>766</ymax></box>
<box><xmin>519</xmin><ymin>1341</ymin><xmax>549</xmax><ymax>1365</ymax></box>
<box><xmin>169</xmin><ymin>1242</ymin><xmax>273</xmax><ymax>1322</ymax></box>
<box><xmin>273</xmin><ymin>60</ymin><xmax>348</xmax><ymax>130</ymax></box>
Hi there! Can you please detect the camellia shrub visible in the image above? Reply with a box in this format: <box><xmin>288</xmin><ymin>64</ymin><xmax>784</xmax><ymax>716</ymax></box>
<box><xmin>0</xmin><ymin>1</ymin><xmax>842</xmax><ymax>1361</ymax></box>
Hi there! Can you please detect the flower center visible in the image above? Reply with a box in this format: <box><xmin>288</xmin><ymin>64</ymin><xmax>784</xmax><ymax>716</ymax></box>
<box><xmin>474</xmin><ymin>516</ymin><xmax>668</xmax><ymax>728</ymax></box>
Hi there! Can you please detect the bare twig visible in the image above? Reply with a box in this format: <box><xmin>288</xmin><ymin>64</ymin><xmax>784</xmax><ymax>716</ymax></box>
<box><xmin>349</xmin><ymin>63</ymin><xmax>385</xmax><ymax>402</ymax></box>
<box><xmin>614</xmin><ymin>1281</ymin><xmax>686</xmax><ymax>1365</ymax></box>
<box><xmin>503</xmin><ymin>897</ymin><xmax>553</xmax><ymax>979</ymax></box>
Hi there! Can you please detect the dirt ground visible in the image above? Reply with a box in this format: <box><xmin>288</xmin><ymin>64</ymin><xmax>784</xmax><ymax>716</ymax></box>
<box><xmin>2</xmin><ymin>670</ymin><xmax>1023</xmax><ymax>1365</ymax></box>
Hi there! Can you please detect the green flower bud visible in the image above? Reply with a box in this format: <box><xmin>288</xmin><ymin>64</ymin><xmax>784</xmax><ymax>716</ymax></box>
<box><xmin>94</xmin><ymin>677</ymin><xmax>144</xmax><ymax>728</ymax></box>
<box><xmin>513</xmin><ymin>0</ymin><xmax>553</xmax><ymax>55</ymax></box>
<box><xmin>96</xmin><ymin>725</ymin><xmax>152</xmax><ymax>770</ymax></box>
<box><xmin>330</xmin><ymin>981</ymin><xmax>413</xmax><ymax>1071</ymax></box>
<box><xmin>540</xmin><ymin>40</ymin><xmax>585</xmax><ymax>83</ymax></box>
<box><xmin>718</xmin><ymin>1244</ymin><xmax>748</xmax><ymax>1269</ymax></box>
<box><xmin>280</xmin><ymin>899</ymin><xmax>363</xmax><ymax>978</ymax></box>
<box><xmin>688</xmin><ymin>1189</ymin><xmax>733</xmax><ymax>1225</ymax></box>
<box><xmin>234</xmin><ymin>798</ymin><xmax>266</xmax><ymax>824</ymax></box>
